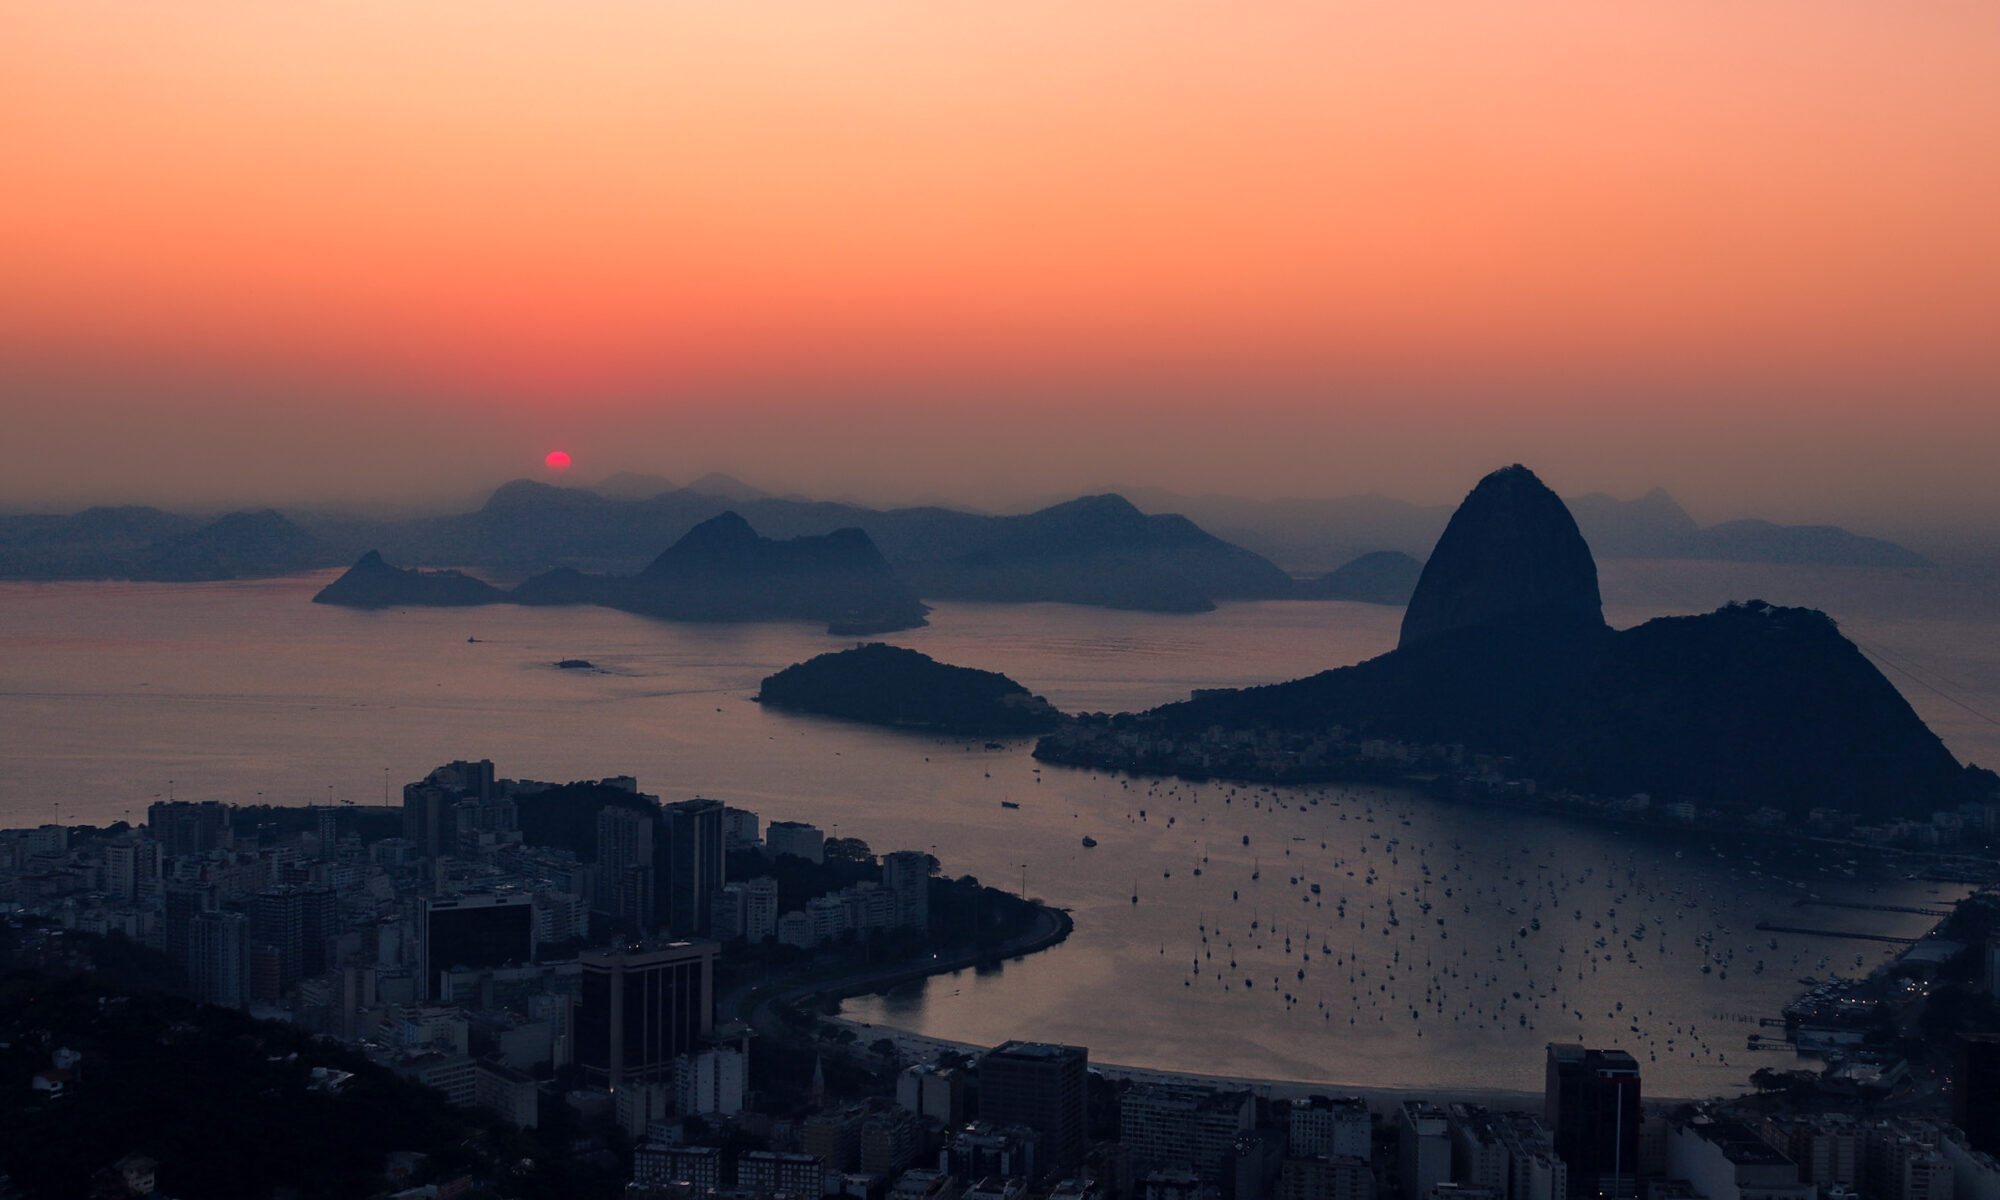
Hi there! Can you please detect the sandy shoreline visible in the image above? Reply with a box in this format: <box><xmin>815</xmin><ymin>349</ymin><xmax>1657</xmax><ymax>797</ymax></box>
<box><xmin>833</xmin><ymin>1018</ymin><xmax>1722</xmax><ymax>1113</ymax></box>
<box><xmin>789</xmin><ymin>901</ymin><xmax>1731</xmax><ymax>1111</ymax></box>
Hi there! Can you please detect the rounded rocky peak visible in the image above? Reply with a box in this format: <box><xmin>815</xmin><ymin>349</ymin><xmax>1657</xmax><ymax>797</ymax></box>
<box><xmin>1397</xmin><ymin>465</ymin><xmax>1604</xmax><ymax>649</ymax></box>
<box><xmin>640</xmin><ymin>511</ymin><xmax>760</xmax><ymax>574</ymax></box>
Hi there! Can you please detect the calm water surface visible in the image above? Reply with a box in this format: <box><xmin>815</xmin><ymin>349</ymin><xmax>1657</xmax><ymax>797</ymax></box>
<box><xmin>3</xmin><ymin>560</ymin><xmax>1994</xmax><ymax>1096</ymax></box>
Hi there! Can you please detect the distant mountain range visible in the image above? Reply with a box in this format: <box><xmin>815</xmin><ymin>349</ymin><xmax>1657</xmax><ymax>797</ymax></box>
<box><xmin>0</xmin><ymin>477</ymin><xmax>1932</xmax><ymax>607</ymax></box>
<box><xmin>1116</xmin><ymin>485</ymin><xmax>1932</xmax><ymax>573</ymax></box>
<box><xmin>1</xmin><ymin>482</ymin><xmax>1315</xmax><ymax>615</ymax></box>
<box><xmin>0</xmin><ymin>506</ymin><xmax>327</xmax><ymax>582</ymax></box>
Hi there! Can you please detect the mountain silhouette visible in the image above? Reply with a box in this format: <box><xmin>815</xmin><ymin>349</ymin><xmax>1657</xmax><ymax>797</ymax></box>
<box><xmin>317</xmin><ymin>515</ymin><xmax>928</xmax><ymax>634</ymax></box>
<box><xmin>1045</xmin><ymin>465</ymin><xmax>1982</xmax><ymax>820</ymax></box>
<box><xmin>1398</xmin><ymin>465</ymin><xmax>1604</xmax><ymax>649</ymax></box>
<box><xmin>311</xmin><ymin>551</ymin><xmax>504</xmax><ymax>607</ymax></box>
<box><xmin>138</xmin><ymin>510</ymin><xmax>324</xmax><ymax>581</ymax></box>
<box><xmin>1296</xmin><ymin>550</ymin><xmax>1424</xmax><ymax>605</ymax></box>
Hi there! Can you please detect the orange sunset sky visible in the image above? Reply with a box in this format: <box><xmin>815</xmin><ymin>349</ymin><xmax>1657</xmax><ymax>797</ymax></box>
<box><xmin>3</xmin><ymin>2</ymin><xmax>1997</xmax><ymax>527</ymax></box>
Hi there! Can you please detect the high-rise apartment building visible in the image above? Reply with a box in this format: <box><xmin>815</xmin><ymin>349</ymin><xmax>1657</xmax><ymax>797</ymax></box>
<box><xmin>741</xmin><ymin>876</ymin><xmax>778</xmax><ymax>942</ymax></box>
<box><xmin>1290</xmin><ymin>1095</ymin><xmax>1371</xmax><ymax>1160</ymax></box>
<box><xmin>714</xmin><ymin>876</ymin><xmax>782</xmax><ymax>943</ymax></box>
<box><xmin>882</xmin><ymin>850</ymin><xmax>931</xmax><ymax>931</ymax></box>
<box><xmin>188</xmin><ymin>910</ymin><xmax>247</xmax><ymax>1009</ymax></box>
<box><xmin>596</xmin><ymin>804</ymin><xmax>658</xmax><ymax>930</ymax></box>
<box><xmin>664</xmin><ymin>798</ymin><xmax>725</xmax><ymax>938</ymax></box>
<box><xmin>104</xmin><ymin>837</ymin><xmax>159</xmax><ymax>901</ymax></box>
<box><xmin>248</xmin><ymin>886</ymin><xmax>337</xmax><ymax>994</ymax></box>
<box><xmin>1122</xmin><ymin>1084</ymin><xmax>1256</xmax><ymax>1178</ymax></box>
<box><xmin>162</xmin><ymin>881</ymin><xmax>219</xmax><ymax>984</ymax></box>
<box><xmin>597</xmin><ymin>805</ymin><xmax>655</xmax><ymax>873</ymax></box>
<box><xmin>1399</xmin><ymin>1102</ymin><xmax>1452</xmax><ymax>1200</ymax></box>
<box><xmin>722</xmin><ymin>806</ymin><xmax>760</xmax><ymax>848</ymax></box>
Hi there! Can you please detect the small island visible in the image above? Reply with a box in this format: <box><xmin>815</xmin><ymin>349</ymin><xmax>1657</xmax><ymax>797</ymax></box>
<box><xmin>756</xmin><ymin>643</ymin><xmax>1064</xmax><ymax>736</ymax></box>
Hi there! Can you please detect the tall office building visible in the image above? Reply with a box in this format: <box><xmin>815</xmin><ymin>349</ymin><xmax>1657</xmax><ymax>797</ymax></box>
<box><xmin>1546</xmin><ymin>1044</ymin><xmax>1642</xmax><ymax>1200</ymax></box>
<box><xmin>979</xmin><ymin>1041</ymin><xmax>1089</xmax><ymax>1177</ymax></box>
<box><xmin>664</xmin><ymin>798</ymin><xmax>725</xmax><ymax>938</ymax></box>
<box><xmin>417</xmin><ymin>892</ymin><xmax>535</xmax><ymax>1000</ymax></box>
<box><xmin>188</xmin><ymin>910</ymin><xmax>247</xmax><ymax>1009</ymax></box>
<box><xmin>882</xmin><ymin>850</ymin><xmax>931</xmax><ymax>931</ymax></box>
<box><xmin>574</xmin><ymin>941</ymin><xmax>720</xmax><ymax>1090</ymax></box>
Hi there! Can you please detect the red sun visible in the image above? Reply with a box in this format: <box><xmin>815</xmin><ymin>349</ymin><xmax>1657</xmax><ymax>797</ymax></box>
<box><xmin>544</xmin><ymin>451</ymin><xmax>572</xmax><ymax>472</ymax></box>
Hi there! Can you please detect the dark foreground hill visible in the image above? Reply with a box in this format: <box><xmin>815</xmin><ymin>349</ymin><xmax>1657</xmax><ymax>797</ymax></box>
<box><xmin>314</xmin><ymin>514</ymin><xmax>929</xmax><ymax>634</ymax></box>
<box><xmin>1038</xmin><ymin>465</ymin><xmax>1983</xmax><ymax>822</ymax></box>
<box><xmin>0</xmin><ymin>969</ymin><xmax>609</xmax><ymax>1200</ymax></box>
<box><xmin>757</xmin><ymin>642</ymin><xmax>1063</xmax><ymax>735</ymax></box>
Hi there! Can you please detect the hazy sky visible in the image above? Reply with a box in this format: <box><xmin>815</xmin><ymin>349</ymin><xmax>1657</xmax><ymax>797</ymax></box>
<box><xmin>4</xmin><ymin>3</ymin><xmax>1997</xmax><ymax>529</ymax></box>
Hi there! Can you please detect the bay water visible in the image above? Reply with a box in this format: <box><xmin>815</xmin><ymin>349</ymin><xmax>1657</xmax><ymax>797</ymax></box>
<box><xmin>3</xmin><ymin>559</ymin><xmax>1995</xmax><ymax>1096</ymax></box>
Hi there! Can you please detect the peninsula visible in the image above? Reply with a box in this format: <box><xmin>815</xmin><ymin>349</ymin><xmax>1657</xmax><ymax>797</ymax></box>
<box><xmin>1035</xmin><ymin>465</ymin><xmax>1992</xmax><ymax>825</ymax></box>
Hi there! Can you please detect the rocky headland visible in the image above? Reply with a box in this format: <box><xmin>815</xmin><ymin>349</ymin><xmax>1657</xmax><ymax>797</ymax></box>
<box><xmin>1035</xmin><ymin>464</ymin><xmax>1989</xmax><ymax>823</ymax></box>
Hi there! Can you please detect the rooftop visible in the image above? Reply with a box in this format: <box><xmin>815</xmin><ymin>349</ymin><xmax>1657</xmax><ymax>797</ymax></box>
<box><xmin>988</xmin><ymin>1041</ymin><xmax>1087</xmax><ymax>1062</ymax></box>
